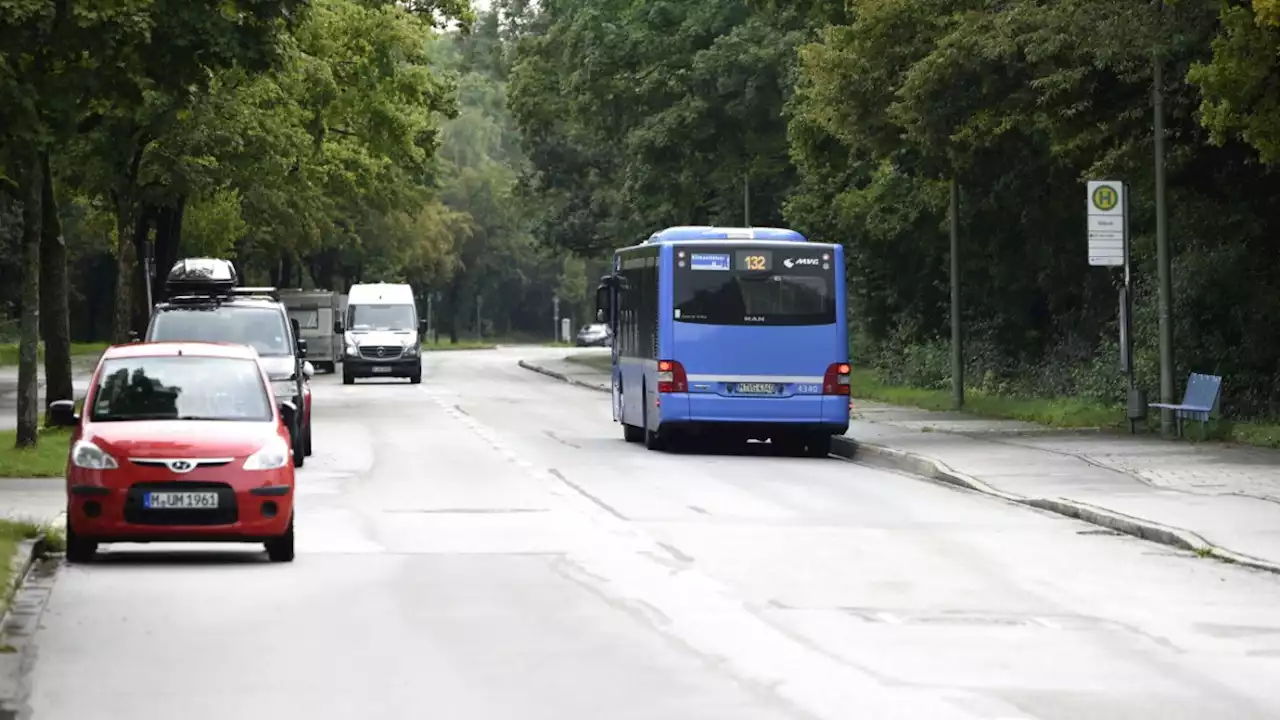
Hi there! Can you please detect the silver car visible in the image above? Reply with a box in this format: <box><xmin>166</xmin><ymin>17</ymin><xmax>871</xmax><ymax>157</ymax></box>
<box><xmin>575</xmin><ymin>323</ymin><xmax>612</xmax><ymax>347</ymax></box>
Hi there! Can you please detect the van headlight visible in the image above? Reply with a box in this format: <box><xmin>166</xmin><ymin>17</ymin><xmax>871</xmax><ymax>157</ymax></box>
<box><xmin>403</xmin><ymin>343</ymin><xmax>419</xmax><ymax>357</ymax></box>
<box><xmin>345</xmin><ymin>343</ymin><xmax>358</xmax><ymax>357</ymax></box>
<box><xmin>244</xmin><ymin>436</ymin><xmax>290</xmax><ymax>470</ymax></box>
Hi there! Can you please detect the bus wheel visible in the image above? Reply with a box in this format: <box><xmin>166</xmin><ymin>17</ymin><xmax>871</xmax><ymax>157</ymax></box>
<box><xmin>806</xmin><ymin>433</ymin><xmax>833</xmax><ymax>458</ymax></box>
<box><xmin>641</xmin><ymin>398</ymin><xmax>664</xmax><ymax>450</ymax></box>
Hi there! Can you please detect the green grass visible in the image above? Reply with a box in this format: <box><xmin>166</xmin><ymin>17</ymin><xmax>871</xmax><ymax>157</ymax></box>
<box><xmin>1</xmin><ymin>518</ymin><xmax>45</xmax><ymax>616</ymax></box>
<box><xmin>0</xmin><ymin>341</ymin><xmax>108</xmax><ymax>367</ymax></box>
<box><xmin>0</xmin><ymin>427</ymin><xmax>71</xmax><ymax>478</ymax></box>
<box><xmin>849</xmin><ymin>367</ymin><xmax>1280</xmax><ymax>449</ymax></box>
<box><xmin>565</xmin><ymin>352</ymin><xmax>612</xmax><ymax>372</ymax></box>
<box><xmin>849</xmin><ymin>368</ymin><xmax>1124</xmax><ymax>428</ymax></box>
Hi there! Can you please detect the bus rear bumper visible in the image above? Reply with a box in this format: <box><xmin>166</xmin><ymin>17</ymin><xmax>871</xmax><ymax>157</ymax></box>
<box><xmin>659</xmin><ymin>393</ymin><xmax>850</xmax><ymax>435</ymax></box>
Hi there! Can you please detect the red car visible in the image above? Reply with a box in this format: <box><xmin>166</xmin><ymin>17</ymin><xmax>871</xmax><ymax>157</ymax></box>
<box><xmin>49</xmin><ymin>342</ymin><xmax>297</xmax><ymax>563</ymax></box>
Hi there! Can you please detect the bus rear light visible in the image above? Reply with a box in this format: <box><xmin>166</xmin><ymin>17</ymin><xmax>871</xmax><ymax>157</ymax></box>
<box><xmin>656</xmin><ymin>360</ymin><xmax>687</xmax><ymax>393</ymax></box>
<box><xmin>823</xmin><ymin>363</ymin><xmax>851</xmax><ymax>395</ymax></box>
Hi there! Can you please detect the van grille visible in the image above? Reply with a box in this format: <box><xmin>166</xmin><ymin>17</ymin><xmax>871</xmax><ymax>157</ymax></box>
<box><xmin>358</xmin><ymin>345</ymin><xmax>402</xmax><ymax>359</ymax></box>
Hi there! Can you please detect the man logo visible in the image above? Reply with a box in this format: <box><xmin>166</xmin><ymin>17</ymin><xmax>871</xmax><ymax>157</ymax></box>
<box><xmin>168</xmin><ymin>460</ymin><xmax>195</xmax><ymax>473</ymax></box>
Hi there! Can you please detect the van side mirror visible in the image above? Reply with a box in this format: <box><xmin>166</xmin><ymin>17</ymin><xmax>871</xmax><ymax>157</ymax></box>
<box><xmin>333</xmin><ymin>320</ymin><xmax>344</xmax><ymax>334</ymax></box>
<box><xmin>296</xmin><ymin>338</ymin><xmax>308</xmax><ymax>357</ymax></box>
<box><xmin>48</xmin><ymin>399</ymin><xmax>78</xmax><ymax>428</ymax></box>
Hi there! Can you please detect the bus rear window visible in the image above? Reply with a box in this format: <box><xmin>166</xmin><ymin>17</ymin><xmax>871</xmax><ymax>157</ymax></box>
<box><xmin>673</xmin><ymin>248</ymin><xmax>835</xmax><ymax>326</ymax></box>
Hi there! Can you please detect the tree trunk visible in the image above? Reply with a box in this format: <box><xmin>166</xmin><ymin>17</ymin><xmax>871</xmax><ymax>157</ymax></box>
<box><xmin>39</xmin><ymin>151</ymin><xmax>73</xmax><ymax>409</ymax></box>
<box><xmin>151</xmin><ymin>198</ymin><xmax>184</xmax><ymax>303</ymax></box>
<box><xmin>110</xmin><ymin>195</ymin><xmax>136</xmax><ymax>343</ymax></box>
<box><xmin>447</xmin><ymin>276</ymin><xmax>461</xmax><ymax>344</ymax></box>
<box><xmin>15</xmin><ymin>148</ymin><xmax>43</xmax><ymax>447</ymax></box>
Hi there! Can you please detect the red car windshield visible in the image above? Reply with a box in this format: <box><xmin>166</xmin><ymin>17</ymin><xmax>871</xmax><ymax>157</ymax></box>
<box><xmin>89</xmin><ymin>356</ymin><xmax>273</xmax><ymax>422</ymax></box>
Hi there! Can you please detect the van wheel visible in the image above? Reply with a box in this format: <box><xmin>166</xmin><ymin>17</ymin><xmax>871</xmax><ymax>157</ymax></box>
<box><xmin>292</xmin><ymin>425</ymin><xmax>305</xmax><ymax>468</ymax></box>
<box><xmin>304</xmin><ymin>422</ymin><xmax>313</xmax><ymax>456</ymax></box>
<box><xmin>409</xmin><ymin>372</ymin><xmax>421</xmax><ymax>384</ymax></box>
<box><xmin>343</xmin><ymin>370</ymin><xmax>354</xmax><ymax>385</ymax></box>
<box><xmin>623</xmin><ymin>423</ymin><xmax>644</xmax><ymax>442</ymax></box>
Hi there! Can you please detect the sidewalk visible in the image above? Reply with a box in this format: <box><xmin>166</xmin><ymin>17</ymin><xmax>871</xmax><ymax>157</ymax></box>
<box><xmin>0</xmin><ymin>360</ymin><xmax>97</xmax><ymax>431</ymax></box>
<box><xmin>519</xmin><ymin>354</ymin><xmax>1280</xmax><ymax>573</ymax></box>
<box><xmin>0</xmin><ymin>478</ymin><xmax>65</xmax><ymax>526</ymax></box>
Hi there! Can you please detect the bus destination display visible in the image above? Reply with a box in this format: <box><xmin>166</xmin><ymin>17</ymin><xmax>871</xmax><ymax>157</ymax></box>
<box><xmin>690</xmin><ymin>253</ymin><xmax>730</xmax><ymax>271</ymax></box>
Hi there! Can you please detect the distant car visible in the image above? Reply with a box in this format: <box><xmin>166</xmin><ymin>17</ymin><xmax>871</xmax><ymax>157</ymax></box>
<box><xmin>575</xmin><ymin>323</ymin><xmax>612</xmax><ymax>347</ymax></box>
<box><xmin>50</xmin><ymin>342</ymin><xmax>297</xmax><ymax>563</ymax></box>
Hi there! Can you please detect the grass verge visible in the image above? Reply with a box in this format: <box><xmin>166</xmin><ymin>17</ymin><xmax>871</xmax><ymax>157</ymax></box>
<box><xmin>850</xmin><ymin>367</ymin><xmax>1280</xmax><ymax>448</ymax></box>
<box><xmin>0</xmin><ymin>427</ymin><xmax>71</xmax><ymax>478</ymax></box>
<box><xmin>0</xmin><ymin>341</ymin><xmax>108</xmax><ymax>367</ymax></box>
<box><xmin>1</xmin><ymin>518</ymin><xmax>47</xmax><ymax>617</ymax></box>
<box><xmin>564</xmin><ymin>353</ymin><xmax>612</xmax><ymax>372</ymax></box>
<box><xmin>421</xmin><ymin>339</ymin><xmax>497</xmax><ymax>351</ymax></box>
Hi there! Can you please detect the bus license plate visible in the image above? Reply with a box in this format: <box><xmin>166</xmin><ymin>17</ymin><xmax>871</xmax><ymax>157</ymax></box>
<box><xmin>145</xmin><ymin>492</ymin><xmax>219</xmax><ymax>510</ymax></box>
<box><xmin>735</xmin><ymin>383</ymin><xmax>777</xmax><ymax>395</ymax></box>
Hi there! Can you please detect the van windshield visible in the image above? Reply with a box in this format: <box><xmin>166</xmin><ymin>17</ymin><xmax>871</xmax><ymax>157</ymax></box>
<box><xmin>348</xmin><ymin>304</ymin><xmax>416</xmax><ymax>331</ymax></box>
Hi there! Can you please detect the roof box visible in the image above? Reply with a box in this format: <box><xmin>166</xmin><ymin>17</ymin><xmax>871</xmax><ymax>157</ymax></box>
<box><xmin>165</xmin><ymin>258</ymin><xmax>238</xmax><ymax>297</ymax></box>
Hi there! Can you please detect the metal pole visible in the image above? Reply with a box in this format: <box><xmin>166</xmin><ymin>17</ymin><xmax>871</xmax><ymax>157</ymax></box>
<box><xmin>426</xmin><ymin>292</ymin><xmax>433</xmax><ymax>340</ymax></box>
<box><xmin>475</xmin><ymin>295</ymin><xmax>482</xmax><ymax>341</ymax></box>
<box><xmin>950</xmin><ymin>177</ymin><xmax>963</xmax><ymax>409</ymax></box>
<box><xmin>743</xmin><ymin>174</ymin><xmax>750</xmax><ymax>227</ymax></box>
<box><xmin>1123</xmin><ymin>184</ymin><xmax>1137</xmax><ymax>433</ymax></box>
<box><xmin>1153</xmin><ymin>44</ymin><xmax>1175</xmax><ymax>437</ymax></box>
<box><xmin>553</xmin><ymin>295</ymin><xmax>560</xmax><ymax>341</ymax></box>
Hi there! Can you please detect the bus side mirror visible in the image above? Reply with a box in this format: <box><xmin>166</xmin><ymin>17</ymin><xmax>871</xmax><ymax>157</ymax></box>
<box><xmin>594</xmin><ymin>285</ymin><xmax>610</xmax><ymax>325</ymax></box>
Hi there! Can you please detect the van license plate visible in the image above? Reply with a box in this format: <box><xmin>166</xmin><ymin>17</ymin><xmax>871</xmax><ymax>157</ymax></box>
<box><xmin>735</xmin><ymin>383</ymin><xmax>776</xmax><ymax>395</ymax></box>
<box><xmin>372</xmin><ymin>366</ymin><xmax>392</xmax><ymax>373</ymax></box>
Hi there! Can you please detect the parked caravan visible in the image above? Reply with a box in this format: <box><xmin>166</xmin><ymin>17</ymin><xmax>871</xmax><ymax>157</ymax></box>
<box><xmin>280</xmin><ymin>289</ymin><xmax>340</xmax><ymax>373</ymax></box>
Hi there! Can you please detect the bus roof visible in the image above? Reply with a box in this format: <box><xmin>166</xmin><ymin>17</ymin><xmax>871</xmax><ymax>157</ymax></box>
<box><xmin>642</xmin><ymin>226</ymin><xmax>808</xmax><ymax>244</ymax></box>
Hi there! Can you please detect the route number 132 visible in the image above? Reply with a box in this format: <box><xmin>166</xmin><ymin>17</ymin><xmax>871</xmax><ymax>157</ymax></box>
<box><xmin>743</xmin><ymin>255</ymin><xmax>767</xmax><ymax>270</ymax></box>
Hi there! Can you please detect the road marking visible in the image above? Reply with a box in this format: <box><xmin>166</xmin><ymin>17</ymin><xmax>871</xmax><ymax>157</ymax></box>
<box><xmin>425</xmin><ymin>392</ymin><xmax>1025</xmax><ymax>720</ymax></box>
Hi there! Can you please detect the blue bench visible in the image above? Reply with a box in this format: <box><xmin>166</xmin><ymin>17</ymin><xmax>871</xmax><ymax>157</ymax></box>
<box><xmin>1150</xmin><ymin>372</ymin><xmax>1222</xmax><ymax>438</ymax></box>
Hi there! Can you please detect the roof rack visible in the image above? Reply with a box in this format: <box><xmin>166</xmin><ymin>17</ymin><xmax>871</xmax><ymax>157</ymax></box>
<box><xmin>231</xmin><ymin>287</ymin><xmax>281</xmax><ymax>302</ymax></box>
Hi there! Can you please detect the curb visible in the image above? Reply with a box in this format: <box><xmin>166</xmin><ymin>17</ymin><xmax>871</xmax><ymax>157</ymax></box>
<box><xmin>1</xmin><ymin>536</ymin><xmax>44</xmax><ymax>635</ymax></box>
<box><xmin>830</xmin><ymin>436</ymin><xmax>1280</xmax><ymax>575</ymax></box>
<box><xmin>518</xmin><ymin>358</ymin><xmax>1279</xmax><ymax>574</ymax></box>
<box><xmin>518</xmin><ymin>360</ymin><xmax>610</xmax><ymax>393</ymax></box>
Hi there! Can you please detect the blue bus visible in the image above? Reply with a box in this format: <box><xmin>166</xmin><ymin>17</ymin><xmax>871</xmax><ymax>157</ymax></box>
<box><xmin>593</xmin><ymin>226</ymin><xmax>850</xmax><ymax>455</ymax></box>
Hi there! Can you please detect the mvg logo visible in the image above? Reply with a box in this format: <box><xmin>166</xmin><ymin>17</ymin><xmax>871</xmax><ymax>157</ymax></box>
<box><xmin>782</xmin><ymin>257</ymin><xmax>821</xmax><ymax>268</ymax></box>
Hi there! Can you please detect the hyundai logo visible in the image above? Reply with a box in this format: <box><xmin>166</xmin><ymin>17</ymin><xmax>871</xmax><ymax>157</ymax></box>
<box><xmin>168</xmin><ymin>460</ymin><xmax>195</xmax><ymax>473</ymax></box>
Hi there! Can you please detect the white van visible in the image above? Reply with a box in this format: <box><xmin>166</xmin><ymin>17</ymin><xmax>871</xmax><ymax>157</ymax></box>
<box><xmin>335</xmin><ymin>283</ymin><xmax>422</xmax><ymax>385</ymax></box>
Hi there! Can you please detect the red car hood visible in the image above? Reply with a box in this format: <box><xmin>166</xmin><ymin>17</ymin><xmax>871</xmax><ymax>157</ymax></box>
<box><xmin>84</xmin><ymin>421</ymin><xmax>280</xmax><ymax>459</ymax></box>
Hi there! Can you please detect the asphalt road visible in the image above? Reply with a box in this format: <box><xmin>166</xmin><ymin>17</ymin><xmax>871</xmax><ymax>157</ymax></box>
<box><xmin>19</xmin><ymin>347</ymin><xmax>1280</xmax><ymax>719</ymax></box>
